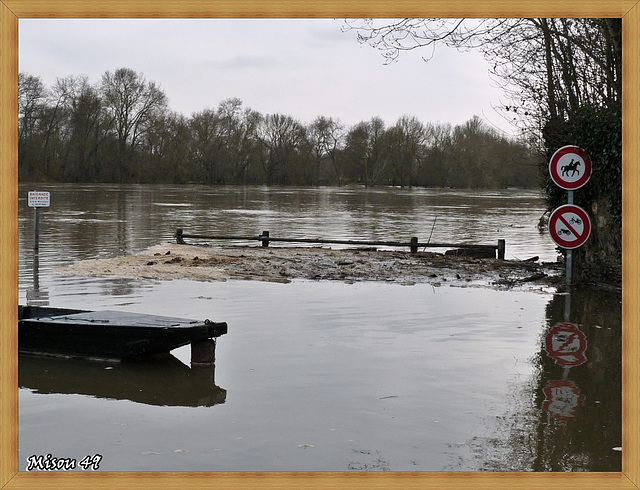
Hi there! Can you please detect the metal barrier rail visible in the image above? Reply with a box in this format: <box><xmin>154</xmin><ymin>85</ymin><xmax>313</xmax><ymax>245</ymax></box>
<box><xmin>175</xmin><ymin>228</ymin><xmax>505</xmax><ymax>259</ymax></box>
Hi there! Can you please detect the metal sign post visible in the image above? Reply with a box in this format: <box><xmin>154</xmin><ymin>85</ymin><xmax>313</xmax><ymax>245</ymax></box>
<box><xmin>567</xmin><ymin>190</ymin><xmax>573</xmax><ymax>286</ymax></box>
<box><xmin>28</xmin><ymin>191</ymin><xmax>51</xmax><ymax>251</ymax></box>
<box><xmin>33</xmin><ymin>208</ymin><xmax>40</xmax><ymax>251</ymax></box>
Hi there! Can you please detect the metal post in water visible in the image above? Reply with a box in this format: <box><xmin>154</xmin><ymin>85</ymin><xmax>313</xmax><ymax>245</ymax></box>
<box><xmin>33</xmin><ymin>207</ymin><xmax>40</xmax><ymax>251</ymax></box>
<box><xmin>565</xmin><ymin>190</ymin><xmax>574</xmax><ymax>286</ymax></box>
<box><xmin>33</xmin><ymin>252</ymin><xmax>39</xmax><ymax>291</ymax></box>
<box><xmin>261</xmin><ymin>231</ymin><xmax>270</xmax><ymax>247</ymax></box>
<box><xmin>497</xmin><ymin>239</ymin><xmax>505</xmax><ymax>260</ymax></box>
<box><xmin>410</xmin><ymin>237</ymin><xmax>418</xmax><ymax>253</ymax></box>
<box><xmin>563</xmin><ymin>282</ymin><xmax>572</xmax><ymax>322</ymax></box>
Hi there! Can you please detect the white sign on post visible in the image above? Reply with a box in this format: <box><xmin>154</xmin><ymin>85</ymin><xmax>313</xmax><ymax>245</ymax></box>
<box><xmin>28</xmin><ymin>191</ymin><xmax>51</xmax><ymax>207</ymax></box>
<box><xmin>28</xmin><ymin>191</ymin><xmax>50</xmax><ymax>251</ymax></box>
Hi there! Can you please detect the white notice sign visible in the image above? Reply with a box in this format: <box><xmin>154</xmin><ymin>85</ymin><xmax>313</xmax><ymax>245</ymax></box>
<box><xmin>28</xmin><ymin>191</ymin><xmax>51</xmax><ymax>207</ymax></box>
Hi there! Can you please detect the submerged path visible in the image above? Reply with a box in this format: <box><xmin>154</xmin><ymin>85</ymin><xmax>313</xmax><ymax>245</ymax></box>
<box><xmin>56</xmin><ymin>243</ymin><xmax>562</xmax><ymax>291</ymax></box>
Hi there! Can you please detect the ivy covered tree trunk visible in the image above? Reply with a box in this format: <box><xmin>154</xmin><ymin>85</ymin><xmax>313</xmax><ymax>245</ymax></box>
<box><xmin>542</xmin><ymin>104</ymin><xmax>622</xmax><ymax>287</ymax></box>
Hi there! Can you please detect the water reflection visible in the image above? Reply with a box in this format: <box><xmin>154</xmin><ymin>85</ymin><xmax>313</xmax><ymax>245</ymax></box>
<box><xmin>534</xmin><ymin>287</ymin><xmax>622</xmax><ymax>471</ymax></box>
<box><xmin>541</xmin><ymin>379</ymin><xmax>585</xmax><ymax>422</ymax></box>
<box><xmin>19</xmin><ymin>353</ymin><xmax>226</xmax><ymax>408</ymax></box>
<box><xmin>454</xmin><ymin>286</ymin><xmax>621</xmax><ymax>472</ymax></box>
<box><xmin>543</xmin><ymin>322</ymin><xmax>588</xmax><ymax>369</ymax></box>
<box><xmin>26</xmin><ymin>252</ymin><xmax>49</xmax><ymax>307</ymax></box>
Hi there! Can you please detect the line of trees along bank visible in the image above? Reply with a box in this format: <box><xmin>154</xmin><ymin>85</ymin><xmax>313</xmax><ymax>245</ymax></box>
<box><xmin>19</xmin><ymin>68</ymin><xmax>539</xmax><ymax>188</ymax></box>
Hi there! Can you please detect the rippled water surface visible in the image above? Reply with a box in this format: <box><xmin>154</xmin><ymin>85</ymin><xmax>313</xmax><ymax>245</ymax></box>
<box><xmin>17</xmin><ymin>184</ymin><xmax>621</xmax><ymax>472</ymax></box>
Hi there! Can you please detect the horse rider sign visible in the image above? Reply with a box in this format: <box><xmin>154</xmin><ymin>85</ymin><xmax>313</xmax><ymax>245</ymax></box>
<box><xmin>548</xmin><ymin>145</ymin><xmax>592</xmax><ymax>190</ymax></box>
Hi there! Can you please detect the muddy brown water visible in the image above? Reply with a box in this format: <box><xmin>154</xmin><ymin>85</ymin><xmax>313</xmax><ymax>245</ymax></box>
<box><xmin>17</xmin><ymin>184</ymin><xmax>621</xmax><ymax>472</ymax></box>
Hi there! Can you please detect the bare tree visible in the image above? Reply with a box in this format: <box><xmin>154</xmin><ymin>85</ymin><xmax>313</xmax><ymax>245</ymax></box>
<box><xmin>100</xmin><ymin>67</ymin><xmax>168</xmax><ymax>180</ymax></box>
<box><xmin>308</xmin><ymin>116</ymin><xmax>345</xmax><ymax>185</ymax></box>
<box><xmin>387</xmin><ymin>115</ymin><xmax>430</xmax><ymax>187</ymax></box>
<box><xmin>55</xmin><ymin>75</ymin><xmax>110</xmax><ymax>180</ymax></box>
<box><xmin>142</xmin><ymin>111</ymin><xmax>190</xmax><ymax>183</ymax></box>
<box><xmin>258</xmin><ymin>113</ymin><xmax>306</xmax><ymax>185</ymax></box>
<box><xmin>18</xmin><ymin>72</ymin><xmax>47</xmax><ymax>173</ymax></box>
<box><xmin>189</xmin><ymin>108</ymin><xmax>225</xmax><ymax>183</ymax></box>
<box><xmin>217</xmin><ymin>98</ymin><xmax>262</xmax><ymax>183</ymax></box>
<box><xmin>344</xmin><ymin>117</ymin><xmax>389</xmax><ymax>187</ymax></box>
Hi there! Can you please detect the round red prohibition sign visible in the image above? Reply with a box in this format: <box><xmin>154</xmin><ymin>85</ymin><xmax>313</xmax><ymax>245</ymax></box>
<box><xmin>549</xmin><ymin>145</ymin><xmax>592</xmax><ymax>190</ymax></box>
<box><xmin>548</xmin><ymin>204</ymin><xmax>591</xmax><ymax>249</ymax></box>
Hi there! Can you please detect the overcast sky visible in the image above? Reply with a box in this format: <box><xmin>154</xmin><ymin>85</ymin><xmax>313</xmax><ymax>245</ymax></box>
<box><xmin>19</xmin><ymin>18</ymin><xmax>516</xmax><ymax>136</ymax></box>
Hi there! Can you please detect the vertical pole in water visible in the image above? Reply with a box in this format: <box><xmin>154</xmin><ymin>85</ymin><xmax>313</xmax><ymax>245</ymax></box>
<box><xmin>410</xmin><ymin>237</ymin><xmax>418</xmax><ymax>254</ymax></box>
<box><xmin>563</xmin><ymin>188</ymin><xmax>573</xmax><ymax>383</ymax></box>
<box><xmin>33</xmin><ymin>207</ymin><xmax>40</xmax><ymax>251</ymax></box>
<box><xmin>563</xmin><ymin>191</ymin><xmax>575</xmax><ymax>381</ymax></box>
<box><xmin>497</xmin><ymin>239</ymin><xmax>505</xmax><ymax>260</ymax></box>
<box><xmin>261</xmin><ymin>231</ymin><xmax>270</xmax><ymax>247</ymax></box>
<box><xmin>562</xmin><ymin>274</ymin><xmax>571</xmax><ymax>381</ymax></box>
<box><xmin>33</xmin><ymin>252</ymin><xmax>39</xmax><ymax>291</ymax></box>
<box><xmin>565</xmin><ymin>191</ymin><xmax>574</xmax><ymax>286</ymax></box>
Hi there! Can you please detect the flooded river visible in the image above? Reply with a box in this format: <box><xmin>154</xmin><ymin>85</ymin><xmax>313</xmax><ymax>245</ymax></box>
<box><xmin>17</xmin><ymin>184</ymin><xmax>621</xmax><ymax>472</ymax></box>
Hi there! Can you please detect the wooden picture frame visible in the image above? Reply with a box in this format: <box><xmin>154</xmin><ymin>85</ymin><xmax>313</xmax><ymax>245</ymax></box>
<box><xmin>1</xmin><ymin>1</ymin><xmax>638</xmax><ymax>488</ymax></box>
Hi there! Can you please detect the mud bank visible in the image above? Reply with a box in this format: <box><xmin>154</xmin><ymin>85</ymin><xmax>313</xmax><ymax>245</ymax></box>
<box><xmin>55</xmin><ymin>243</ymin><xmax>563</xmax><ymax>290</ymax></box>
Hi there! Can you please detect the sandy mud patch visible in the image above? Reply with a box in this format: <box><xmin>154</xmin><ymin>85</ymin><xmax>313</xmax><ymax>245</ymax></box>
<box><xmin>55</xmin><ymin>242</ymin><xmax>562</xmax><ymax>290</ymax></box>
